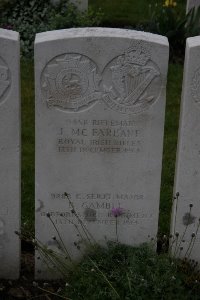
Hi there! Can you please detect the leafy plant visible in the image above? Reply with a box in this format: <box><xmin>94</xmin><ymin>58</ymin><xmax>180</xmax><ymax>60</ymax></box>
<box><xmin>49</xmin><ymin>2</ymin><xmax>103</xmax><ymax>29</ymax></box>
<box><xmin>16</xmin><ymin>191</ymin><xmax>200</xmax><ymax>299</ymax></box>
<box><xmin>0</xmin><ymin>0</ymin><xmax>103</xmax><ymax>56</ymax></box>
<box><xmin>63</xmin><ymin>242</ymin><xmax>200</xmax><ymax>300</ymax></box>
<box><xmin>185</xmin><ymin>6</ymin><xmax>200</xmax><ymax>38</ymax></box>
<box><xmin>144</xmin><ymin>2</ymin><xmax>200</xmax><ymax>61</ymax></box>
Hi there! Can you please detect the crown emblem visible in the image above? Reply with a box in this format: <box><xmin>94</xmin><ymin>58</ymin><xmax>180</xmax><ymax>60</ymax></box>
<box><xmin>124</xmin><ymin>43</ymin><xmax>150</xmax><ymax>66</ymax></box>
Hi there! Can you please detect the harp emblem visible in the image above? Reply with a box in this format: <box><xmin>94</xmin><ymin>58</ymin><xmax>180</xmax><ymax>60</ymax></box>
<box><xmin>0</xmin><ymin>57</ymin><xmax>11</xmax><ymax>104</ymax></box>
<box><xmin>191</xmin><ymin>67</ymin><xmax>200</xmax><ymax>104</ymax></box>
<box><xmin>103</xmin><ymin>43</ymin><xmax>161</xmax><ymax>114</ymax></box>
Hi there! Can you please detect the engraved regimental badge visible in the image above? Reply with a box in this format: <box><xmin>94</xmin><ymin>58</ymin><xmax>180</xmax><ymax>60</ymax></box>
<box><xmin>0</xmin><ymin>57</ymin><xmax>10</xmax><ymax>104</ymax></box>
<box><xmin>191</xmin><ymin>67</ymin><xmax>200</xmax><ymax>104</ymax></box>
<box><xmin>41</xmin><ymin>54</ymin><xmax>102</xmax><ymax>112</ymax></box>
<box><xmin>41</xmin><ymin>43</ymin><xmax>161</xmax><ymax>114</ymax></box>
<box><xmin>102</xmin><ymin>42</ymin><xmax>161</xmax><ymax>114</ymax></box>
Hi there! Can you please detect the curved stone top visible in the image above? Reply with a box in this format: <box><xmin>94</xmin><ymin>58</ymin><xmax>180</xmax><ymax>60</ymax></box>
<box><xmin>186</xmin><ymin>35</ymin><xmax>200</xmax><ymax>48</ymax></box>
<box><xmin>0</xmin><ymin>29</ymin><xmax>19</xmax><ymax>41</ymax></box>
<box><xmin>35</xmin><ymin>27</ymin><xmax>168</xmax><ymax>46</ymax></box>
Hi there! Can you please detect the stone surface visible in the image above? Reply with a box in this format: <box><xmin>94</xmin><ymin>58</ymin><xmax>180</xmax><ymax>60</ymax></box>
<box><xmin>0</xmin><ymin>29</ymin><xmax>20</xmax><ymax>279</ymax></box>
<box><xmin>50</xmin><ymin>0</ymin><xmax>88</xmax><ymax>11</ymax></box>
<box><xmin>171</xmin><ymin>36</ymin><xmax>200</xmax><ymax>262</ymax></box>
<box><xmin>35</xmin><ymin>28</ymin><xmax>169</xmax><ymax>279</ymax></box>
<box><xmin>186</xmin><ymin>0</ymin><xmax>200</xmax><ymax>12</ymax></box>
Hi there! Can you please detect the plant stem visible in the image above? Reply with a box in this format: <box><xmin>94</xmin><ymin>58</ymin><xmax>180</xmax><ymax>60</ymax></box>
<box><xmin>187</xmin><ymin>220</ymin><xmax>200</xmax><ymax>258</ymax></box>
<box><xmin>48</xmin><ymin>215</ymin><xmax>72</xmax><ymax>261</ymax></box>
<box><xmin>174</xmin><ymin>206</ymin><xmax>192</xmax><ymax>257</ymax></box>
<box><xmin>126</xmin><ymin>272</ymin><xmax>132</xmax><ymax>295</ymax></box>
<box><xmin>115</xmin><ymin>217</ymin><xmax>118</xmax><ymax>243</ymax></box>
<box><xmin>37</xmin><ymin>286</ymin><xmax>72</xmax><ymax>300</ymax></box>
<box><xmin>65</xmin><ymin>193</ymin><xmax>96</xmax><ymax>244</ymax></box>
<box><xmin>173</xmin><ymin>192</ymin><xmax>179</xmax><ymax>236</ymax></box>
<box><xmin>89</xmin><ymin>257</ymin><xmax>121</xmax><ymax>299</ymax></box>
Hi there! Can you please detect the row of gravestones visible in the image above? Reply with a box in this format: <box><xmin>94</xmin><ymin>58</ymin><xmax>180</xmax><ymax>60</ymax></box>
<box><xmin>0</xmin><ymin>27</ymin><xmax>199</xmax><ymax>280</ymax></box>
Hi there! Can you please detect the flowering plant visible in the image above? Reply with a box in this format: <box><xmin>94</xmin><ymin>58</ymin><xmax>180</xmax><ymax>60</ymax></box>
<box><xmin>163</xmin><ymin>0</ymin><xmax>177</xmax><ymax>8</ymax></box>
<box><xmin>111</xmin><ymin>207</ymin><xmax>124</xmax><ymax>218</ymax></box>
<box><xmin>111</xmin><ymin>207</ymin><xmax>124</xmax><ymax>243</ymax></box>
<box><xmin>146</xmin><ymin>2</ymin><xmax>200</xmax><ymax>61</ymax></box>
<box><xmin>148</xmin><ymin>1</ymin><xmax>184</xmax><ymax>37</ymax></box>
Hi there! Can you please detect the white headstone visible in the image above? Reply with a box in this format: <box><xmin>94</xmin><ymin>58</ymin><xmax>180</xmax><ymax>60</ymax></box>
<box><xmin>186</xmin><ymin>0</ymin><xmax>200</xmax><ymax>12</ymax></box>
<box><xmin>35</xmin><ymin>28</ymin><xmax>169</xmax><ymax>279</ymax></box>
<box><xmin>50</xmin><ymin>0</ymin><xmax>88</xmax><ymax>11</ymax></box>
<box><xmin>171</xmin><ymin>36</ymin><xmax>200</xmax><ymax>261</ymax></box>
<box><xmin>0</xmin><ymin>29</ymin><xmax>20</xmax><ymax>279</ymax></box>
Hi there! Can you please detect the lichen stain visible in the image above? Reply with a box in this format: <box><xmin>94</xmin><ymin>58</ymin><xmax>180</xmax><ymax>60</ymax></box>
<box><xmin>47</xmin><ymin>239</ymin><xmax>57</xmax><ymax>247</ymax></box>
<box><xmin>84</xmin><ymin>208</ymin><xmax>97</xmax><ymax>222</ymax></box>
<box><xmin>0</xmin><ymin>245</ymin><xmax>3</xmax><ymax>258</ymax></box>
<box><xmin>193</xmin><ymin>170</ymin><xmax>198</xmax><ymax>176</ymax></box>
<box><xmin>36</xmin><ymin>199</ymin><xmax>44</xmax><ymax>212</ymax></box>
<box><xmin>182</xmin><ymin>213</ymin><xmax>196</xmax><ymax>226</ymax></box>
<box><xmin>0</xmin><ymin>218</ymin><xmax>4</xmax><ymax>235</ymax></box>
<box><xmin>0</xmin><ymin>218</ymin><xmax>4</xmax><ymax>259</ymax></box>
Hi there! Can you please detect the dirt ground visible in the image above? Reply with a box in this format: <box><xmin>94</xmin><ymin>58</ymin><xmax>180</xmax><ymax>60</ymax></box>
<box><xmin>0</xmin><ymin>241</ymin><xmax>64</xmax><ymax>300</ymax></box>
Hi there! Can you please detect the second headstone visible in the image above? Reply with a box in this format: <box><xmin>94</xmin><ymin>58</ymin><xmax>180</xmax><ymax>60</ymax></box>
<box><xmin>35</xmin><ymin>28</ymin><xmax>169</xmax><ymax>279</ymax></box>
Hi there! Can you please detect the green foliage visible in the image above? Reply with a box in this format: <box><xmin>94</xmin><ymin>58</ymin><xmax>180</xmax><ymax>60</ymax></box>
<box><xmin>0</xmin><ymin>0</ymin><xmax>103</xmax><ymax>56</ymax></box>
<box><xmin>185</xmin><ymin>6</ymin><xmax>200</xmax><ymax>38</ymax></box>
<box><xmin>159</xmin><ymin>63</ymin><xmax>183</xmax><ymax>234</ymax></box>
<box><xmin>0</xmin><ymin>0</ymin><xmax>51</xmax><ymax>55</ymax></box>
<box><xmin>148</xmin><ymin>3</ymin><xmax>185</xmax><ymax>35</ymax></box>
<box><xmin>49</xmin><ymin>4</ymin><xmax>103</xmax><ymax>29</ymax></box>
<box><xmin>89</xmin><ymin>0</ymin><xmax>172</xmax><ymax>27</ymax></box>
<box><xmin>145</xmin><ymin>3</ymin><xmax>200</xmax><ymax>60</ymax></box>
<box><xmin>0</xmin><ymin>0</ymin><xmax>15</xmax><ymax>10</ymax></box>
<box><xmin>21</xmin><ymin>59</ymin><xmax>34</xmax><ymax>232</ymax></box>
<box><xmin>63</xmin><ymin>243</ymin><xmax>200</xmax><ymax>300</ymax></box>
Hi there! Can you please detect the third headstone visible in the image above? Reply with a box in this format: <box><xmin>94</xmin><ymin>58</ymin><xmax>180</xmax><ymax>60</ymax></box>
<box><xmin>171</xmin><ymin>36</ymin><xmax>200</xmax><ymax>262</ymax></box>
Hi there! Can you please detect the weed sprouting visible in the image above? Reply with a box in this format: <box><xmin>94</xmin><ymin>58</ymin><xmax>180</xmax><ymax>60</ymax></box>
<box><xmin>16</xmin><ymin>192</ymin><xmax>200</xmax><ymax>299</ymax></box>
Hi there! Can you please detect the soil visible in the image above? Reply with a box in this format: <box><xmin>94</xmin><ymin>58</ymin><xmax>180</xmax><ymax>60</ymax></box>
<box><xmin>0</xmin><ymin>241</ymin><xmax>65</xmax><ymax>300</ymax></box>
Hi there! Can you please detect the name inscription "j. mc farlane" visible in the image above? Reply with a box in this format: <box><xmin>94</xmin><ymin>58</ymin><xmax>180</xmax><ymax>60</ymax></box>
<box><xmin>56</xmin><ymin>118</ymin><xmax>144</xmax><ymax>154</ymax></box>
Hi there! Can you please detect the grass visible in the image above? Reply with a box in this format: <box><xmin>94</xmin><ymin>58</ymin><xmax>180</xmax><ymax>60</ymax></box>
<box><xmin>159</xmin><ymin>63</ymin><xmax>183</xmax><ymax>233</ymax></box>
<box><xmin>21</xmin><ymin>59</ymin><xmax>34</xmax><ymax>231</ymax></box>
<box><xmin>89</xmin><ymin>0</ymin><xmax>186</xmax><ymax>27</ymax></box>
<box><xmin>89</xmin><ymin>0</ymin><xmax>155</xmax><ymax>26</ymax></box>
<box><xmin>58</xmin><ymin>242</ymin><xmax>200</xmax><ymax>299</ymax></box>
